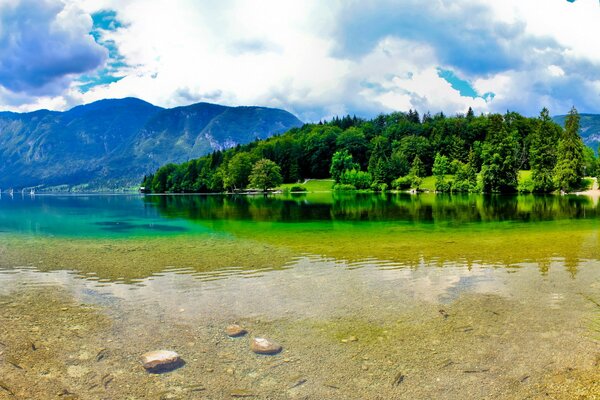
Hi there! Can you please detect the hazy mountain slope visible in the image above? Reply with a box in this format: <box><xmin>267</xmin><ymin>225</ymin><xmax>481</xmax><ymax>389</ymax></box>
<box><xmin>0</xmin><ymin>98</ymin><xmax>303</xmax><ymax>190</ymax></box>
<box><xmin>553</xmin><ymin>113</ymin><xmax>600</xmax><ymax>149</ymax></box>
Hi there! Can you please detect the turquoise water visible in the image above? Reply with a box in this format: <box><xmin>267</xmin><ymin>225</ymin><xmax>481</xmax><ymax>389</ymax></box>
<box><xmin>0</xmin><ymin>194</ymin><xmax>208</xmax><ymax>237</ymax></box>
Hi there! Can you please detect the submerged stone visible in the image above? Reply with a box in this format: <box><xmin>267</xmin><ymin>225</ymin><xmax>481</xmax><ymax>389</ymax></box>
<box><xmin>251</xmin><ymin>337</ymin><xmax>282</xmax><ymax>355</ymax></box>
<box><xmin>226</xmin><ymin>324</ymin><xmax>247</xmax><ymax>337</ymax></box>
<box><xmin>140</xmin><ymin>350</ymin><xmax>181</xmax><ymax>370</ymax></box>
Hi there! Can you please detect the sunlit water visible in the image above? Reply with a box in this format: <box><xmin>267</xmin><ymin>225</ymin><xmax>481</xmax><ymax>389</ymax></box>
<box><xmin>0</xmin><ymin>193</ymin><xmax>598</xmax><ymax>399</ymax></box>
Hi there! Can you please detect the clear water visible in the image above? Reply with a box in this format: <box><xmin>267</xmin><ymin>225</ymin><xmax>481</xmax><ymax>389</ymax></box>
<box><xmin>0</xmin><ymin>193</ymin><xmax>598</xmax><ymax>399</ymax></box>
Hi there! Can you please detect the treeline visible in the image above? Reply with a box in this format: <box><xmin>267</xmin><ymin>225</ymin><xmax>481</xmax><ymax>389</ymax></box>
<box><xmin>142</xmin><ymin>107</ymin><xmax>597</xmax><ymax>194</ymax></box>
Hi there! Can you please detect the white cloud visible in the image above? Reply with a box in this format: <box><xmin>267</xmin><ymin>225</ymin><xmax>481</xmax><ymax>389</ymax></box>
<box><xmin>1</xmin><ymin>0</ymin><xmax>600</xmax><ymax>119</ymax></box>
<box><xmin>0</xmin><ymin>0</ymin><xmax>106</xmax><ymax>95</ymax></box>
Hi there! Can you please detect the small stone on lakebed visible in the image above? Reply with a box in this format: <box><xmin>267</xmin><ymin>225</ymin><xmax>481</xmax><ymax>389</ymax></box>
<box><xmin>140</xmin><ymin>350</ymin><xmax>181</xmax><ymax>370</ymax></box>
<box><xmin>226</xmin><ymin>324</ymin><xmax>247</xmax><ymax>337</ymax></box>
<box><xmin>251</xmin><ymin>337</ymin><xmax>282</xmax><ymax>355</ymax></box>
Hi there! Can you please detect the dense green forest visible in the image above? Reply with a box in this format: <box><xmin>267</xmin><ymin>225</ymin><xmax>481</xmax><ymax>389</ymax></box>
<box><xmin>142</xmin><ymin>107</ymin><xmax>597</xmax><ymax>194</ymax></box>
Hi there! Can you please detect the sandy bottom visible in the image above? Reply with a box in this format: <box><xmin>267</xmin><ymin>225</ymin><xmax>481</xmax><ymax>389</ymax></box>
<box><xmin>0</xmin><ymin>253</ymin><xmax>598</xmax><ymax>399</ymax></box>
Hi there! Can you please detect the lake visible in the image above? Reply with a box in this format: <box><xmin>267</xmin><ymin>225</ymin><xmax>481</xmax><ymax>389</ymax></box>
<box><xmin>0</xmin><ymin>192</ymin><xmax>598</xmax><ymax>399</ymax></box>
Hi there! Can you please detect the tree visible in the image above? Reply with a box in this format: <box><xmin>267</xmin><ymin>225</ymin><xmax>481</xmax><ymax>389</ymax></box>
<box><xmin>466</xmin><ymin>107</ymin><xmax>475</xmax><ymax>121</ymax></box>
<box><xmin>151</xmin><ymin>164</ymin><xmax>177</xmax><ymax>193</ymax></box>
<box><xmin>340</xmin><ymin>169</ymin><xmax>372</xmax><ymax>189</ymax></box>
<box><xmin>410</xmin><ymin>155</ymin><xmax>426</xmax><ymax>178</ymax></box>
<box><xmin>367</xmin><ymin>135</ymin><xmax>392</xmax><ymax>183</ymax></box>
<box><xmin>554</xmin><ymin>107</ymin><xmax>585</xmax><ymax>192</ymax></box>
<box><xmin>432</xmin><ymin>153</ymin><xmax>450</xmax><ymax>192</ymax></box>
<box><xmin>224</xmin><ymin>152</ymin><xmax>254</xmax><ymax>190</ymax></box>
<box><xmin>336</xmin><ymin>127</ymin><xmax>368</xmax><ymax>168</ymax></box>
<box><xmin>330</xmin><ymin>150</ymin><xmax>359</xmax><ymax>183</ymax></box>
<box><xmin>432</xmin><ymin>153</ymin><xmax>449</xmax><ymax>177</ymax></box>
<box><xmin>583</xmin><ymin>146</ymin><xmax>597</xmax><ymax>178</ymax></box>
<box><xmin>529</xmin><ymin>108</ymin><xmax>559</xmax><ymax>192</ymax></box>
<box><xmin>249</xmin><ymin>159</ymin><xmax>283</xmax><ymax>192</ymax></box>
<box><xmin>481</xmin><ymin>114</ymin><xmax>519</xmax><ymax>193</ymax></box>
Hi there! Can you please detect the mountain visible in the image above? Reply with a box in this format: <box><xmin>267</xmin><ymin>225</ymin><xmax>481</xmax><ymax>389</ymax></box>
<box><xmin>553</xmin><ymin>113</ymin><xmax>600</xmax><ymax>149</ymax></box>
<box><xmin>0</xmin><ymin>98</ymin><xmax>303</xmax><ymax>190</ymax></box>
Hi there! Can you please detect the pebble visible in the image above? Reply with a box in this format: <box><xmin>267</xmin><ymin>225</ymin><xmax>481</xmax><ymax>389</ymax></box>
<box><xmin>140</xmin><ymin>350</ymin><xmax>181</xmax><ymax>370</ymax></box>
<box><xmin>226</xmin><ymin>324</ymin><xmax>247</xmax><ymax>337</ymax></box>
<box><xmin>251</xmin><ymin>337</ymin><xmax>282</xmax><ymax>355</ymax></box>
<box><xmin>341</xmin><ymin>336</ymin><xmax>358</xmax><ymax>343</ymax></box>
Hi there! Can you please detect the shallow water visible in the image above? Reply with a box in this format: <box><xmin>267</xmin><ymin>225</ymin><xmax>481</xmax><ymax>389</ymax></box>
<box><xmin>0</xmin><ymin>193</ymin><xmax>598</xmax><ymax>399</ymax></box>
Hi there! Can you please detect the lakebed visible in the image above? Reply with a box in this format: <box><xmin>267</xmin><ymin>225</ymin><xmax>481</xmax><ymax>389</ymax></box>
<box><xmin>0</xmin><ymin>193</ymin><xmax>598</xmax><ymax>399</ymax></box>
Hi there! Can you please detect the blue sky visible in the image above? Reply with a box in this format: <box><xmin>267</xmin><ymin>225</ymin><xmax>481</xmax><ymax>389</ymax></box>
<box><xmin>0</xmin><ymin>0</ymin><xmax>599</xmax><ymax>121</ymax></box>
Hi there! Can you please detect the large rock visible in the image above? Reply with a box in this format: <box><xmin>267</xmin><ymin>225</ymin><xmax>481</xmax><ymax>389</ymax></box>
<box><xmin>226</xmin><ymin>324</ymin><xmax>247</xmax><ymax>337</ymax></box>
<box><xmin>140</xmin><ymin>350</ymin><xmax>181</xmax><ymax>370</ymax></box>
<box><xmin>251</xmin><ymin>338</ymin><xmax>282</xmax><ymax>355</ymax></box>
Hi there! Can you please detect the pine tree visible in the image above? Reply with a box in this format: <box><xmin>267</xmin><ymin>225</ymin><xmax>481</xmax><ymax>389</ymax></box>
<box><xmin>410</xmin><ymin>155</ymin><xmax>426</xmax><ymax>178</ymax></box>
<box><xmin>529</xmin><ymin>108</ymin><xmax>559</xmax><ymax>192</ymax></box>
<box><xmin>554</xmin><ymin>107</ymin><xmax>584</xmax><ymax>192</ymax></box>
<box><xmin>466</xmin><ymin>107</ymin><xmax>475</xmax><ymax>120</ymax></box>
<box><xmin>480</xmin><ymin>114</ymin><xmax>519</xmax><ymax>193</ymax></box>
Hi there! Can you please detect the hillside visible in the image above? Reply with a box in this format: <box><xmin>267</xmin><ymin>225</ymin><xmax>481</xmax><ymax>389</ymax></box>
<box><xmin>553</xmin><ymin>113</ymin><xmax>600</xmax><ymax>149</ymax></box>
<box><xmin>0</xmin><ymin>98</ymin><xmax>302</xmax><ymax>190</ymax></box>
<box><xmin>144</xmin><ymin>109</ymin><xmax>598</xmax><ymax>194</ymax></box>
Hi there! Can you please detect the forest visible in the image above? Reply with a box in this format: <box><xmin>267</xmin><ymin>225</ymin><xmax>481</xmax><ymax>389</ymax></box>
<box><xmin>141</xmin><ymin>107</ymin><xmax>597</xmax><ymax>194</ymax></box>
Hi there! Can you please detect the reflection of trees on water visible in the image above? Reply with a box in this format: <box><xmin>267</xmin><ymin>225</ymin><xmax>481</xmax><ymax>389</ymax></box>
<box><xmin>144</xmin><ymin>194</ymin><xmax>599</xmax><ymax>276</ymax></box>
<box><xmin>144</xmin><ymin>193</ymin><xmax>599</xmax><ymax>225</ymax></box>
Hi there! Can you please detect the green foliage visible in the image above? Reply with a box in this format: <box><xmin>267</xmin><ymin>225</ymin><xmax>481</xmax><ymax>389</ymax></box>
<box><xmin>340</xmin><ymin>169</ymin><xmax>373</xmax><ymax>189</ymax></box>
<box><xmin>452</xmin><ymin>158</ymin><xmax>478</xmax><ymax>192</ymax></box>
<box><xmin>333</xmin><ymin>183</ymin><xmax>357</xmax><ymax>191</ymax></box>
<box><xmin>435</xmin><ymin>177</ymin><xmax>452</xmax><ymax>192</ymax></box>
<box><xmin>481</xmin><ymin>114</ymin><xmax>519</xmax><ymax>193</ymax></box>
<box><xmin>289</xmin><ymin>185</ymin><xmax>307</xmax><ymax>192</ymax></box>
<box><xmin>410</xmin><ymin>175</ymin><xmax>422</xmax><ymax>190</ymax></box>
<box><xmin>583</xmin><ymin>146</ymin><xmax>597</xmax><ymax>177</ymax></box>
<box><xmin>448</xmin><ymin>159</ymin><xmax>463</xmax><ymax>174</ymax></box>
<box><xmin>223</xmin><ymin>152</ymin><xmax>255</xmax><ymax>191</ymax></box>
<box><xmin>432</xmin><ymin>153</ymin><xmax>449</xmax><ymax>177</ymax></box>
<box><xmin>392</xmin><ymin>176</ymin><xmax>413</xmax><ymax>190</ymax></box>
<box><xmin>554</xmin><ymin>107</ymin><xmax>585</xmax><ymax>192</ymax></box>
<box><xmin>368</xmin><ymin>135</ymin><xmax>392</xmax><ymax>183</ymax></box>
<box><xmin>330</xmin><ymin>150</ymin><xmax>359</xmax><ymax>183</ymax></box>
<box><xmin>433</xmin><ymin>153</ymin><xmax>451</xmax><ymax>192</ymax></box>
<box><xmin>151</xmin><ymin>163</ymin><xmax>177</xmax><ymax>193</ymax></box>
<box><xmin>249</xmin><ymin>159</ymin><xmax>283</xmax><ymax>192</ymax></box>
<box><xmin>518</xmin><ymin>176</ymin><xmax>535</xmax><ymax>193</ymax></box>
<box><xmin>371</xmin><ymin>182</ymin><xmax>388</xmax><ymax>192</ymax></box>
<box><xmin>529</xmin><ymin>108</ymin><xmax>559</xmax><ymax>192</ymax></box>
<box><xmin>410</xmin><ymin>156</ymin><xmax>426</xmax><ymax>178</ymax></box>
<box><xmin>336</xmin><ymin>127</ymin><xmax>369</xmax><ymax>168</ymax></box>
<box><xmin>143</xmin><ymin>107</ymin><xmax>593</xmax><ymax>195</ymax></box>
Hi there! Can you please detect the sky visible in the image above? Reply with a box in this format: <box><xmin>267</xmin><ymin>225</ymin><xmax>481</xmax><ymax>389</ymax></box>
<box><xmin>0</xmin><ymin>0</ymin><xmax>599</xmax><ymax>121</ymax></box>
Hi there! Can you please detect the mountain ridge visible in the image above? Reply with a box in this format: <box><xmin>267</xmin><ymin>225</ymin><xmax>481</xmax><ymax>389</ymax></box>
<box><xmin>0</xmin><ymin>98</ymin><xmax>303</xmax><ymax>190</ymax></box>
<box><xmin>553</xmin><ymin>113</ymin><xmax>600</xmax><ymax>149</ymax></box>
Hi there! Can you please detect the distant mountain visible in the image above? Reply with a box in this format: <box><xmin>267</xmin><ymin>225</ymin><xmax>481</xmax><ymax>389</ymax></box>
<box><xmin>553</xmin><ymin>113</ymin><xmax>600</xmax><ymax>149</ymax></box>
<box><xmin>0</xmin><ymin>98</ymin><xmax>302</xmax><ymax>190</ymax></box>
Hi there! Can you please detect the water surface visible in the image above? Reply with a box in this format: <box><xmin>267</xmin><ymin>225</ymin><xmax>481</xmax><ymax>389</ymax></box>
<box><xmin>0</xmin><ymin>193</ymin><xmax>598</xmax><ymax>399</ymax></box>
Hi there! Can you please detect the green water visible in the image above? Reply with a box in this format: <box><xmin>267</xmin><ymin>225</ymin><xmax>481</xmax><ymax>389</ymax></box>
<box><xmin>0</xmin><ymin>193</ymin><xmax>598</xmax><ymax>399</ymax></box>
